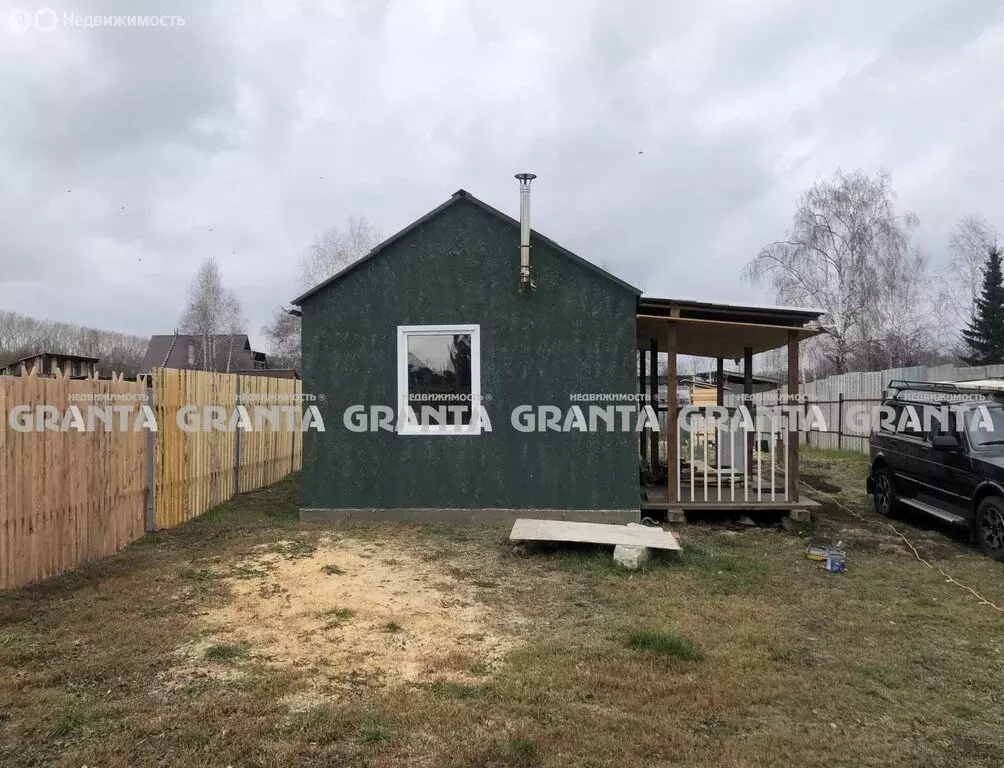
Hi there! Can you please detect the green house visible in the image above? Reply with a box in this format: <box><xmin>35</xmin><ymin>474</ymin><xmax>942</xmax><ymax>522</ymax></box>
<box><xmin>292</xmin><ymin>180</ymin><xmax>824</xmax><ymax>524</ymax></box>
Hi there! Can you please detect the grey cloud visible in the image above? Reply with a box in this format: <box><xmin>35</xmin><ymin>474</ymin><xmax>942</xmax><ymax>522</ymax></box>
<box><xmin>0</xmin><ymin>0</ymin><xmax>1001</xmax><ymax>348</ymax></box>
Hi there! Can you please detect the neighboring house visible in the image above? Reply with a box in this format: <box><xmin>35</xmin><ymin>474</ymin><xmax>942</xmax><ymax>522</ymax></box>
<box><xmin>292</xmin><ymin>182</ymin><xmax>824</xmax><ymax>524</ymax></box>
<box><xmin>0</xmin><ymin>351</ymin><xmax>100</xmax><ymax>378</ymax></box>
<box><xmin>679</xmin><ymin>378</ymin><xmax>719</xmax><ymax>407</ymax></box>
<box><xmin>140</xmin><ymin>334</ymin><xmax>269</xmax><ymax>375</ymax></box>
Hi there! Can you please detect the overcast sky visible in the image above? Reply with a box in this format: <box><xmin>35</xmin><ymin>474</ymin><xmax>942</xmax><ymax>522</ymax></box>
<box><xmin>2</xmin><ymin>0</ymin><xmax>1002</xmax><ymax>348</ymax></box>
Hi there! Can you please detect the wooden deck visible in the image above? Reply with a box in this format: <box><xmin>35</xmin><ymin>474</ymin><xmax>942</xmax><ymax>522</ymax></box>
<box><xmin>641</xmin><ymin>484</ymin><xmax>819</xmax><ymax>512</ymax></box>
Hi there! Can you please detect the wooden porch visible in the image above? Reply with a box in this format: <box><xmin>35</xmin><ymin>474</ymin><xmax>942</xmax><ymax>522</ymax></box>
<box><xmin>636</xmin><ymin>298</ymin><xmax>825</xmax><ymax>513</ymax></box>
<box><xmin>641</xmin><ymin>485</ymin><xmax>819</xmax><ymax>512</ymax></box>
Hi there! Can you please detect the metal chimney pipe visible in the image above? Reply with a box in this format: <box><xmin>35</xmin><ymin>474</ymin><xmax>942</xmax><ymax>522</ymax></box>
<box><xmin>515</xmin><ymin>172</ymin><xmax>536</xmax><ymax>291</ymax></box>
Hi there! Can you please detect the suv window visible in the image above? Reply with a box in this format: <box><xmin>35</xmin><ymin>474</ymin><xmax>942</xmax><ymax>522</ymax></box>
<box><xmin>967</xmin><ymin>404</ymin><xmax>1004</xmax><ymax>448</ymax></box>
<box><xmin>884</xmin><ymin>400</ymin><xmax>925</xmax><ymax>439</ymax></box>
<box><xmin>929</xmin><ymin>409</ymin><xmax>958</xmax><ymax>438</ymax></box>
<box><xmin>905</xmin><ymin>404</ymin><xmax>923</xmax><ymax>438</ymax></box>
<box><xmin>879</xmin><ymin>402</ymin><xmax>901</xmax><ymax>433</ymax></box>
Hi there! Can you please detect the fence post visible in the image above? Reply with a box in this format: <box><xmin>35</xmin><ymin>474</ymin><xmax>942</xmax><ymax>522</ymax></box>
<box><xmin>290</xmin><ymin>383</ymin><xmax>296</xmax><ymax>475</ymax></box>
<box><xmin>145</xmin><ymin>384</ymin><xmax>155</xmax><ymax>532</ymax></box>
<box><xmin>837</xmin><ymin>393</ymin><xmax>844</xmax><ymax>450</ymax></box>
<box><xmin>233</xmin><ymin>374</ymin><xmax>241</xmax><ymax>495</ymax></box>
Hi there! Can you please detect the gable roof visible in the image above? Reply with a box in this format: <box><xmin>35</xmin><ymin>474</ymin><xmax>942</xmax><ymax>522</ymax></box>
<box><xmin>140</xmin><ymin>334</ymin><xmax>264</xmax><ymax>374</ymax></box>
<box><xmin>291</xmin><ymin>189</ymin><xmax>641</xmax><ymax>305</ymax></box>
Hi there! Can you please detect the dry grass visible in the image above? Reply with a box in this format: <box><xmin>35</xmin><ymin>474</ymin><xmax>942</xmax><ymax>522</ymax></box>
<box><xmin>2</xmin><ymin>456</ymin><xmax>1004</xmax><ymax>766</ymax></box>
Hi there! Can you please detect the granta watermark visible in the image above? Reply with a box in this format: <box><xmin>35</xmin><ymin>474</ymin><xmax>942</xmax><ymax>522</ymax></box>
<box><xmin>6</xmin><ymin>401</ymin><xmax>995</xmax><ymax>436</ymax></box>
<box><xmin>7</xmin><ymin>405</ymin><xmax>325</xmax><ymax>433</ymax></box>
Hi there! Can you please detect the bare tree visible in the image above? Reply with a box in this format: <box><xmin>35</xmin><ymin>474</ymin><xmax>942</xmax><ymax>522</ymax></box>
<box><xmin>262</xmin><ymin>216</ymin><xmax>380</xmax><ymax>369</ymax></box>
<box><xmin>861</xmin><ymin>246</ymin><xmax>936</xmax><ymax>368</ymax></box>
<box><xmin>261</xmin><ymin>308</ymin><xmax>300</xmax><ymax>369</ymax></box>
<box><xmin>743</xmin><ymin>169</ymin><xmax>920</xmax><ymax>374</ymax></box>
<box><xmin>221</xmin><ymin>291</ymin><xmax>247</xmax><ymax>373</ymax></box>
<box><xmin>298</xmin><ymin>215</ymin><xmax>380</xmax><ymax>290</ymax></box>
<box><xmin>178</xmin><ymin>258</ymin><xmax>245</xmax><ymax>371</ymax></box>
<box><xmin>938</xmin><ymin>215</ymin><xmax>1000</xmax><ymax>336</ymax></box>
<box><xmin>754</xmin><ymin>347</ymin><xmax>789</xmax><ymax>383</ymax></box>
<box><xmin>0</xmin><ymin>310</ymin><xmax>148</xmax><ymax>377</ymax></box>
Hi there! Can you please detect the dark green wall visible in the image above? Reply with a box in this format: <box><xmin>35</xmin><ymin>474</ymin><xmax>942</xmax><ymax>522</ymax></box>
<box><xmin>300</xmin><ymin>197</ymin><xmax>638</xmax><ymax>510</ymax></box>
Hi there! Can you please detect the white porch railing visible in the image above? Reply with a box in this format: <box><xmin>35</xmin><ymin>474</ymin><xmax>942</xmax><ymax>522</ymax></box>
<box><xmin>676</xmin><ymin>406</ymin><xmax>788</xmax><ymax>503</ymax></box>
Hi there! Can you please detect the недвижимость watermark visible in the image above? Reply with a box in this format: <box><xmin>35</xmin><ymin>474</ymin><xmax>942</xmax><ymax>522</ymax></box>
<box><xmin>9</xmin><ymin>8</ymin><xmax>185</xmax><ymax>33</ymax></box>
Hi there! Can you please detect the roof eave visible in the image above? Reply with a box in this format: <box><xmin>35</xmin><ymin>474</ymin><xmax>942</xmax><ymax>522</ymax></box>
<box><xmin>638</xmin><ymin>296</ymin><xmax>826</xmax><ymax>324</ymax></box>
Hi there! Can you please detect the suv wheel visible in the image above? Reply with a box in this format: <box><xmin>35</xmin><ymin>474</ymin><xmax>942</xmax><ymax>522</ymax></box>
<box><xmin>872</xmin><ymin>466</ymin><xmax>897</xmax><ymax>517</ymax></box>
<box><xmin>976</xmin><ymin>496</ymin><xmax>1004</xmax><ymax>562</ymax></box>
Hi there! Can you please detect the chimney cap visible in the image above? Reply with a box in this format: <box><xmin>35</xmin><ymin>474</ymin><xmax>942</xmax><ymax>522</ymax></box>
<box><xmin>515</xmin><ymin>172</ymin><xmax>537</xmax><ymax>182</ymax></box>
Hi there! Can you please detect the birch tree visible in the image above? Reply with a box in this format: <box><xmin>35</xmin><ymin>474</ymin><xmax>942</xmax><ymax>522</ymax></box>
<box><xmin>860</xmin><ymin>246</ymin><xmax>934</xmax><ymax>368</ymax></box>
<box><xmin>298</xmin><ymin>215</ymin><xmax>380</xmax><ymax>290</ymax></box>
<box><xmin>939</xmin><ymin>215</ymin><xmax>1000</xmax><ymax>335</ymax></box>
<box><xmin>178</xmin><ymin>257</ymin><xmax>245</xmax><ymax>371</ymax></box>
<box><xmin>221</xmin><ymin>291</ymin><xmax>248</xmax><ymax>373</ymax></box>
<box><xmin>262</xmin><ymin>215</ymin><xmax>380</xmax><ymax>369</ymax></box>
<box><xmin>261</xmin><ymin>308</ymin><xmax>300</xmax><ymax>369</ymax></box>
<box><xmin>743</xmin><ymin>169</ymin><xmax>921</xmax><ymax>374</ymax></box>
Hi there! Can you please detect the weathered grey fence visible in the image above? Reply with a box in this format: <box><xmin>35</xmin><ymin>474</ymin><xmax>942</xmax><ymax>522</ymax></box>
<box><xmin>727</xmin><ymin>363</ymin><xmax>1004</xmax><ymax>454</ymax></box>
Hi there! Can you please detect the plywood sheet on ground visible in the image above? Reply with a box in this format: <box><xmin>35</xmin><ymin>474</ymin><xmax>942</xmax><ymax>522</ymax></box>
<box><xmin>509</xmin><ymin>519</ymin><xmax>680</xmax><ymax>550</ymax></box>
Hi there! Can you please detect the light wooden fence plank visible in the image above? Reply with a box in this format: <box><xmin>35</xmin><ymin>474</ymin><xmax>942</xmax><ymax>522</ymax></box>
<box><xmin>151</xmin><ymin>369</ymin><xmax>295</xmax><ymax>530</ymax></box>
<box><xmin>0</xmin><ymin>374</ymin><xmax>147</xmax><ymax>590</ymax></box>
<box><xmin>3</xmin><ymin>369</ymin><xmax>302</xmax><ymax>589</ymax></box>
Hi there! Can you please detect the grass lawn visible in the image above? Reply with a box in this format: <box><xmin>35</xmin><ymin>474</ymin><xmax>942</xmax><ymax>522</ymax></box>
<box><xmin>2</xmin><ymin>450</ymin><xmax>1004</xmax><ymax>767</ymax></box>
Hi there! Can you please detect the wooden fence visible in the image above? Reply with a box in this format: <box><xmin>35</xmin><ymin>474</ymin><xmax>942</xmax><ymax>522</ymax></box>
<box><xmin>235</xmin><ymin>374</ymin><xmax>303</xmax><ymax>494</ymax></box>
<box><xmin>153</xmin><ymin>369</ymin><xmax>237</xmax><ymax>529</ymax></box>
<box><xmin>152</xmin><ymin>369</ymin><xmax>303</xmax><ymax>528</ymax></box>
<box><xmin>0</xmin><ymin>372</ymin><xmax>147</xmax><ymax>589</ymax></box>
<box><xmin>1</xmin><ymin>367</ymin><xmax>304</xmax><ymax>590</ymax></box>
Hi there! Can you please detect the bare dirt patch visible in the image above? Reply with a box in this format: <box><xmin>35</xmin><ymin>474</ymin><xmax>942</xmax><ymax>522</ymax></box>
<box><xmin>190</xmin><ymin>534</ymin><xmax>517</xmax><ymax>704</ymax></box>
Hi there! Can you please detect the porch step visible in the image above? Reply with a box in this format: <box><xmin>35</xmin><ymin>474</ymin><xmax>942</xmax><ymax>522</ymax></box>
<box><xmin>898</xmin><ymin>498</ymin><xmax>967</xmax><ymax>526</ymax></box>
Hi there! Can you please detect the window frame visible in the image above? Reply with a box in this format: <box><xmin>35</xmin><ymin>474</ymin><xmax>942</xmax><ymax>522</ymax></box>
<box><xmin>396</xmin><ymin>323</ymin><xmax>481</xmax><ymax>436</ymax></box>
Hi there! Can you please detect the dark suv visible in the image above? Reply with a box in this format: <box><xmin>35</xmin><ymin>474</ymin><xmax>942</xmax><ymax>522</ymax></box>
<box><xmin>868</xmin><ymin>380</ymin><xmax>1004</xmax><ymax>561</ymax></box>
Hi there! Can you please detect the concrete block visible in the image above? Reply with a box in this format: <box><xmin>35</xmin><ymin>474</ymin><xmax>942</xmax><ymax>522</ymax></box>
<box><xmin>666</xmin><ymin>507</ymin><xmax>687</xmax><ymax>524</ymax></box>
<box><xmin>613</xmin><ymin>544</ymin><xmax>651</xmax><ymax>569</ymax></box>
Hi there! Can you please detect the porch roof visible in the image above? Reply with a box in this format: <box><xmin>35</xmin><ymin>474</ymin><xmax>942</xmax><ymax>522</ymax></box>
<box><xmin>636</xmin><ymin>296</ymin><xmax>825</xmax><ymax>358</ymax></box>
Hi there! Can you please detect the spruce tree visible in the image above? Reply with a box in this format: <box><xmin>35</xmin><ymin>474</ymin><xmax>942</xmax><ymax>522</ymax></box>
<box><xmin>961</xmin><ymin>245</ymin><xmax>1004</xmax><ymax>365</ymax></box>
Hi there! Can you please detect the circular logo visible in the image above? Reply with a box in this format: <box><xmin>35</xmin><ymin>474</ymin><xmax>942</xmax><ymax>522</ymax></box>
<box><xmin>34</xmin><ymin>7</ymin><xmax>58</xmax><ymax>32</ymax></box>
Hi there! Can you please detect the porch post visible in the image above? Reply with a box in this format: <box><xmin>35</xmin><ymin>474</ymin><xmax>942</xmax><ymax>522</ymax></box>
<box><xmin>639</xmin><ymin>347</ymin><xmax>648</xmax><ymax>465</ymax></box>
<box><xmin>744</xmin><ymin>346</ymin><xmax>753</xmax><ymax>472</ymax></box>
<box><xmin>716</xmin><ymin>357</ymin><xmax>724</xmax><ymax>474</ymax></box>
<box><xmin>666</xmin><ymin>323</ymin><xmax>678</xmax><ymax>504</ymax></box>
<box><xmin>715</xmin><ymin>357</ymin><xmax>724</xmax><ymax>406</ymax></box>
<box><xmin>649</xmin><ymin>339</ymin><xmax>658</xmax><ymax>471</ymax></box>
<box><xmin>787</xmin><ymin>330</ymin><xmax>800</xmax><ymax>500</ymax></box>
